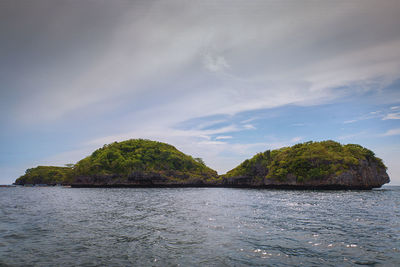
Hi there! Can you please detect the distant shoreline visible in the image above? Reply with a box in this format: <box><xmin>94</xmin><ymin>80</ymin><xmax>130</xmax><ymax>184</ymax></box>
<box><xmin>69</xmin><ymin>184</ymin><xmax>378</xmax><ymax>190</ymax></box>
<box><xmin>5</xmin><ymin>183</ymin><xmax>399</xmax><ymax>190</ymax></box>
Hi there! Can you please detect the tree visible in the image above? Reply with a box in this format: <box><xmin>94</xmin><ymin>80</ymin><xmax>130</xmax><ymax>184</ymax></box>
<box><xmin>194</xmin><ymin>158</ymin><xmax>205</xmax><ymax>165</ymax></box>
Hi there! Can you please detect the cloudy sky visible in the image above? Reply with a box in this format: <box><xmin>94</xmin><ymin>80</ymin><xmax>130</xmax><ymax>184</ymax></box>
<box><xmin>1</xmin><ymin>0</ymin><xmax>400</xmax><ymax>185</ymax></box>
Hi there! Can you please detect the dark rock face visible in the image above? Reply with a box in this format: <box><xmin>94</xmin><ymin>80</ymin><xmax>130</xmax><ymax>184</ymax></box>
<box><xmin>72</xmin><ymin>171</ymin><xmax>212</xmax><ymax>187</ymax></box>
<box><xmin>223</xmin><ymin>158</ymin><xmax>390</xmax><ymax>189</ymax></box>
<box><xmin>321</xmin><ymin>159</ymin><xmax>389</xmax><ymax>188</ymax></box>
<box><xmin>71</xmin><ymin>158</ymin><xmax>390</xmax><ymax>189</ymax></box>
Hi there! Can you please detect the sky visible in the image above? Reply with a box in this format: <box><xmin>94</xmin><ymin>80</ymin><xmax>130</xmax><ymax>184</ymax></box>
<box><xmin>1</xmin><ymin>0</ymin><xmax>399</xmax><ymax>185</ymax></box>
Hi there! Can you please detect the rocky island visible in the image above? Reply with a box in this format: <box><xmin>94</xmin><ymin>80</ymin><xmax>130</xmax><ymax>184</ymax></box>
<box><xmin>15</xmin><ymin>139</ymin><xmax>389</xmax><ymax>189</ymax></box>
<box><xmin>15</xmin><ymin>166</ymin><xmax>74</xmax><ymax>186</ymax></box>
<box><xmin>222</xmin><ymin>140</ymin><xmax>389</xmax><ymax>190</ymax></box>
<box><xmin>72</xmin><ymin>139</ymin><xmax>219</xmax><ymax>186</ymax></box>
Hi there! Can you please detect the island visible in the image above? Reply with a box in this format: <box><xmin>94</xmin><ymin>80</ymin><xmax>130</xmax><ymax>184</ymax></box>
<box><xmin>15</xmin><ymin>139</ymin><xmax>219</xmax><ymax>187</ymax></box>
<box><xmin>222</xmin><ymin>140</ymin><xmax>389</xmax><ymax>190</ymax></box>
<box><xmin>14</xmin><ymin>139</ymin><xmax>390</xmax><ymax>189</ymax></box>
<box><xmin>15</xmin><ymin>166</ymin><xmax>74</xmax><ymax>186</ymax></box>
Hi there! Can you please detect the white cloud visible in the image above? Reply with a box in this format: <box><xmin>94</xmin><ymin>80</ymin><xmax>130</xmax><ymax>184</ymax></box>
<box><xmin>338</xmin><ymin>132</ymin><xmax>366</xmax><ymax>140</ymax></box>
<box><xmin>304</xmin><ymin>38</ymin><xmax>400</xmax><ymax>93</ymax></box>
<box><xmin>344</xmin><ymin>120</ymin><xmax>358</xmax><ymax>124</ymax></box>
<box><xmin>198</xmin><ymin>140</ymin><xmax>226</xmax><ymax>145</ymax></box>
<box><xmin>86</xmin><ymin>122</ymin><xmax>252</xmax><ymax>148</ymax></box>
<box><xmin>382</xmin><ymin>112</ymin><xmax>400</xmax><ymax>120</ymax></box>
<box><xmin>291</xmin><ymin>137</ymin><xmax>303</xmax><ymax>143</ymax></box>
<box><xmin>215</xmin><ymin>135</ymin><xmax>233</xmax><ymax>140</ymax></box>
<box><xmin>37</xmin><ymin>147</ymin><xmax>95</xmax><ymax>167</ymax></box>
<box><xmin>203</xmin><ymin>54</ymin><xmax>230</xmax><ymax>72</ymax></box>
<box><xmin>372</xmin><ymin>144</ymin><xmax>400</xmax><ymax>185</ymax></box>
<box><xmin>243</xmin><ymin>124</ymin><xmax>256</xmax><ymax>130</ymax></box>
<box><xmin>391</xmin><ymin>106</ymin><xmax>400</xmax><ymax>110</ymax></box>
<box><xmin>240</xmin><ymin>117</ymin><xmax>258</xmax><ymax>124</ymax></box>
<box><xmin>382</xmin><ymin>128</ymin><xmax>400</xmax><ymax>136</ymax></box>
<box><xmin>191</xmin><ymin>119</ymin><xmax>227</xmax><ymax>131</ymax></box>
<box><xmin>344</xmin><ymin>108</ymin><xmax>397</xmax><ymax>123</ymax></box>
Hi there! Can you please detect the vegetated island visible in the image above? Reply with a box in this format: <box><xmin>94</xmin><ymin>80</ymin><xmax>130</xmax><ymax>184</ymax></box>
<box><xmin>14</xmin><ymin>139</ymin><xmax>390</xmax><ymax>190</ymax></box>
<box><xmin>14</xmin><ymin>166</ymin><xmax>74</xmax><ymax>186</ymax></box>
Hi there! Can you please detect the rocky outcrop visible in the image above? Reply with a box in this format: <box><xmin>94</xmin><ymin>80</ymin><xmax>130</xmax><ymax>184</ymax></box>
<box><xmin>222</xmin><ymin>141</ymin><xmax>390</xmax><ymax>189</ymax></box>
<box><xmin>222</xmin><ymin>158</ymin><xmax>390</xmax><ymax>189</ymax></box>
<box><xmin>72</xmin><ymin>170</ymin><xmax>219</xmax><ymax>187</ymax></box>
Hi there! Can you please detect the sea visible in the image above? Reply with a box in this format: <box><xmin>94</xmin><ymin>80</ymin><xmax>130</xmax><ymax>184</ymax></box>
<box><xmin>0</xmin><ymin>186</ymin><xmax>399</xmax><ymax>266</ymax></box>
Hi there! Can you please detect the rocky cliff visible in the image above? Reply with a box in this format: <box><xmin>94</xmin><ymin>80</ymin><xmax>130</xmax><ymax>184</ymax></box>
<box><xmin>222</xmin><ymin>141</ymin><xmax>390</xmax><ymax>189</ymax></box>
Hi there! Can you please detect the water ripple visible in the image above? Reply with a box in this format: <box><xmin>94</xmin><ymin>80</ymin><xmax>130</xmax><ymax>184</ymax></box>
<box><xmin>0</xmin><ymin>187</ymin><xmax>399</xmax><ymax>266</ymax></box>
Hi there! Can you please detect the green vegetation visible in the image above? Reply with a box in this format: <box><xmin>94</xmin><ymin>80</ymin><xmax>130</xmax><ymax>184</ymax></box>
<box><xmin>225</xmin><ymin>140</ymin><xmax>386</xmax><ymax>182</ymax></box>
<box><xmin>74</xmin><ymin>139</ymin><xmax>217</xmax><ymax>181</ymax></box>
<box><xmin>15</xmin><ymin>166</ymin><xmax>73</xmax><ymax>185</ymax></box>
<box><xmin>15</xmin><ymin>139</ymin><xmax>387</xmax><ymax>186</ymax></box>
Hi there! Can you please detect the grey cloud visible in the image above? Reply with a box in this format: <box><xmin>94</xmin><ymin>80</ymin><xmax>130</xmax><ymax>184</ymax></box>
<box><xmin>1</xmin><ymin>0</ymin><xmax>400</xmax><ymax>123</ymax></box>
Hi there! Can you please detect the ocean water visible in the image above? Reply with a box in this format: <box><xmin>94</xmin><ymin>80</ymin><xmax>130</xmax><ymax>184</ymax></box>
<box><xmin>0</xmin><ymin>187</ymin><xmax>399</xmax><ymax>266</ymax></box>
